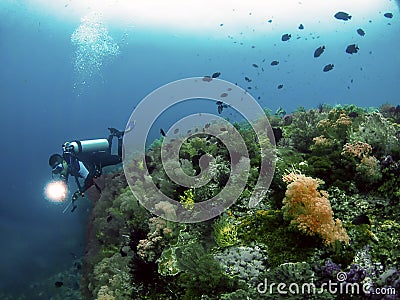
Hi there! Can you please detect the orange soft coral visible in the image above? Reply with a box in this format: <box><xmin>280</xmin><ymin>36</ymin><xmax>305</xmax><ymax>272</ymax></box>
<box><xmin>282</xmin><ymin>175</ymin><xmax>349</xmax><ymax>245</ymax></box>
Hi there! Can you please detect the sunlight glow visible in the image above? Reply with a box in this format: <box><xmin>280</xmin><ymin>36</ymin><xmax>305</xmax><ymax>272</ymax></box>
<box><xmin>27</xmin><ymin>0</ymin><xmax>389</xmax><ymax>34</ymax></box>
<box><xmin>44</xmin><ymin>180</ymin><xmax>68</xmax><ymax>203</ymax></box>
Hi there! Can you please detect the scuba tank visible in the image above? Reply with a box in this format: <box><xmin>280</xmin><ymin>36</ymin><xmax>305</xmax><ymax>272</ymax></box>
<box><xmin>63</xmin><ymin>139</ymin><xmax>109</xmax><ymax>154</ymax></box>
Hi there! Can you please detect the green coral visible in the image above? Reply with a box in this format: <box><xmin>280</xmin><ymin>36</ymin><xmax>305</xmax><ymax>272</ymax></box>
<box><xmin>176</xmin><ymin>242</ymin><xmax>239</xmax><ymax>299</ymax></box>
<box><xmin>92</xmin><ymin>253</ymin><xmax>133</xmax><ymax>299</ymax></box>
<box><xmin>238</xmin><ymin>210</ymin><xmax>317</xmax><ymax>267</ymax></box>
<box><xmin>288</xmin><ymin>109</ymin><xmax>324</xmax><ymax>153</ymax></box>
<box><xmin>350</xmin><ymin>111</ymin><xmax>400</xmax><ymax>157</ymax></box>
<box><xmin>179</xmin><ymin>188</ymin><xmax>195</xmax><ymax>210</ymax></box>
<box><xmin>213</xmin><ymin>215</ymin><xmax>240</xmax><ymax>248</ymax></box>
<box><xmin>370</xmin><ymin>220</ymin><xmax>400</xmax><ymax>267</ymax></box>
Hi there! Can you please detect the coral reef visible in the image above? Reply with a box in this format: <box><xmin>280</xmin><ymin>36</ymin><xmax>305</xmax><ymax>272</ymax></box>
<box><xmin>78</xmin><ymin>104</ymin><xmax>400</xmax><ymax>300</ymax></box>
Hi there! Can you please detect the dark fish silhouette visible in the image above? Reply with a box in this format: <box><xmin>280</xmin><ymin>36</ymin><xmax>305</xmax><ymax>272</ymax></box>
<box><xmin>352</xmin><ymin>214</ymin><xmax>371</xmax><ymax>225</ymax></box>
<box><xmin>334</xmin><ymin>11</ymin><xmax>352</xmax><ymax>21</ymax></box>
<box><xmin>212</xmin><ymin>72</ymin><xmax>221</xmax><ymax>78</ymax></box>
<box><xmin>271</xmin><ymin>60</ymin><xmax>279</xmax><ymax>66</ymax></box>
<box><xmin>252</xmin><ymin>63</ymin><xmax>259</xmax><ymax>68</ymax></box>
<box><xmin>160</xmin><ymin>129</ymin><xmax>166</xmax><ymax>137</ymax></box>
<box><xmin>216</xmin><ymin>101</ymin><xmax>228</xmax><ymax>114</ymax></box>
<box><xmin>298</xmin><ymin>24</ymin><xmax>304</xmax><ymax>30</ymax></box>
<box><xmin>346</xmin><ymin>44</ymin><xmax>359</xmax><ymax>54</ymax></box>
<box><xmin>277</xmin><ymin>84</ymin><xmax>283</xmax><ymax>89</ymax></box>
<box><xmin>323</xmin><ymin>64</ymin><xmax>334</xmax><ymax>72</ymax></box>
<box><xmin>220</xmin><ymin>92</ymin><xmax>228</xmax><ymax>97</ymax></box>
<box><xmin>174</xmin><ymin>128</ymin><xmax>179</xmax><ymax>134</ymax></box>
<box><xmin>348</xmin><ymin>112</ymin><xmax>358</xmax><ymax>118</ymax></box>
<box><xmin>272</xmin><ymin>127</ymin><xmax>283</xmax><ymax>143</ymax></box>
<box><xmin>314</xmin><ymin>46</ymin><xmax>325</xmax><ymax>58</ymax></box>
<box><xmin>267</xmin><ymin>19</ymin><xmax>272</xmax><ymax>23</ymax></box>
<box><xmin>357</xmin><ymin>28</ymin><xmax>365</xmax><ymax>36</ymax></box>
<box><xmin>281</xmin><ymin>33</ymin><xmax>291</xmax><ymax>41</ymax></box>
<box><xmin>245</xmin><ymin>76</ymin><xmax>252</xmax><ymax>82</ymax></box>
<box><xmin>384</xmin><ymin>12</ymin><xmax>393</xmax><ymax>18</ymax></box>
<box><xmin>205</xmin><ymin>123</ymin><xmax>210</xmax><ymax>129</ymax></box>
<box><xmin>202</xmin><ymin>76</ymin><xmax>212</xmax><ymax>82</ymax></box>
<box><xmin>55</xmin><ymin>281</ymin><xmax>64</xmax><ymax>288</ymax></box>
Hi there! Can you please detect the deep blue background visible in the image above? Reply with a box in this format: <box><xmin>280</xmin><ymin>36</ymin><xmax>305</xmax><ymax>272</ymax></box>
<box><xmin>0</xmin><ymin>1</ymin><xmax>399</xmax><ymax>294</ymax></box>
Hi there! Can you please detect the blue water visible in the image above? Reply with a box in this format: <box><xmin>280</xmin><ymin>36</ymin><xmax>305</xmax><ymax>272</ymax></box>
<box><xmin>0</xmin><ymin>0</ymin><xmax>399</xmax><ymax>296</ymax></box>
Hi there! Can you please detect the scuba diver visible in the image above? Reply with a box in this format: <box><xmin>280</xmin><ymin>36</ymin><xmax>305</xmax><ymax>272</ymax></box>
<box><xmin>48</xmin><ymin>128</ymin><xmax>125</xmax><ymax>212</ymax></box>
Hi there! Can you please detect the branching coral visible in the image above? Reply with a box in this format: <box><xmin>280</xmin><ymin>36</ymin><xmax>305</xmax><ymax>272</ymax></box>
<box><xmin>342</xmin><ymin>141</ymin><xmax>372</xmax><ymax>159</ymax></box>
<box><xmin>282</xmin><ymin>175</ymin><xmax>349</xmax><ymax>246</ymax></box>
<box><xmin>92</xmin><ymin>253</ymin><xmax>132</xmax><ymax>299</ymax></box>
<box><xmin>341</xmin><ymin>141</ymin><xmax>382</xmax><ymax>187</ymax></box>
<box><xmin>213</xmin><ymin>214</ymin><xmax>240</xmax><ymax>248</ymax></box>
<box><xmin>317</xmin><ymin>109</ymin><xmax>352</xmax><ymax>141</ymax></box>
<box><xmin>179</xmin><ymin>189</ymin><xmax>195</xmax><ymax>210</ymax></box>
<box><xmin>137</xmin><ymin>217</ymin><xmax>173</xmax><ymax>263</ymax></box>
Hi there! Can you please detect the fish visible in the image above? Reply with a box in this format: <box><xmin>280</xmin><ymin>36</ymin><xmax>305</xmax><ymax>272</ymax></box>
<box><xmin>346</xmin><ymin>44</ymin><xmax>359</xmax><ymax>54</ymax></box>
<box><xmin>267</xmin><ymin>19</ymin><xmax>272</xmax><ymax>23</ymax></box>
<box><xmin>298</xmin><ymin>24</ymin><xmax>304</xmax><ymax>30</ymax></box>
<box><xmin>384</xmin><ymin>12</ymin><xmax>393</xmax><ymax>18</ymax></box>
<box><xmin>205</xmin><ymin>123</ymin><xmax>210</xmax><ymax>129</ymax></box>
<box><xmin>314</xmin><ymin>46</ymin><xmax>325</xmax><ymax>58</ymax></box>
<box><xmin>218</xmin><ymin>105</ymin><xmax>222</xmax><ymax>114</ymax></box>
<box><xmin>55</xmin><ymin>281</ymin><xmax>64</xmax><ymax>288</ymax></box>
<box><xmin>281</xmin><ymin>33</ymin><xmax>291</xmax><ymax>41</ymax></box>
<box><xmin>202</xmin><ymin>76</ymin><xmax>212</xmax><ymax>82</ymax></box>
<box><xmin>245</xmin><ymin>76</ymin><xmax>252</xmax><ymax>82</ymax></box>
<box><xmin>348</xmin><ymin>112</ymin><xmax>358</xmax><ymax>118</ymax></box>
<box><xmin>247</xmin><ymin>86</ymin><xmax>252</xmax><ymax>90</ymax></box>
<box><xmin>270</xmin><ymin>60</ymin><xmax>279</xmax><ymax>66</ymax></box>
<box><xmin>356</xmin><ymin>28</ymin><xmax>365</xmax><ymax>36</ymax></box>
<box><xmin>160</xmin><ymin>129</ymin><xmax>166</xmax><ymax>137</ymax></box>
<box><xmin>220</xmin><ymin>92</ymin><xmax>228</xmax><ymax>98</ymax></box>
<box><xmin>252</xmin><ymin>63</ymin><xmax>259</xmax><ymax>68</ymax></box>
<box><xmin>174</xmin><ymin>128</ymin><xmax>179</xmax><ymax>134</ymax></box>
<box><xmin>212</xmin><ymin>72</ymin><xmax>221</xmax><ymax>78</ymax></box>
<box><xmin>272</xmin><ymin>127</ymin><xmax>283</xmax><ymax>143</ymax></box>
<box><xmin>323</xmin><ymin>64</ymin><xmax>334</xmax><ymax>72</ymax></box>
<box><xmin>352</xmin><ymin>214</ymin><xmax>371</xmax><ymax>225</ymax></box>
<box><xmin>277</xmin><ymin>84</ymin><xmax>283</xmax><ymax>89</ymax></box>
<box><xmin>334</xmin><ymin>11</ymin><xmax>352</xmax><ymax>21</ymax></box>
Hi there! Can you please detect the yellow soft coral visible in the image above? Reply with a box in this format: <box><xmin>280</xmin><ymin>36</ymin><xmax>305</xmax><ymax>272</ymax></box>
<box><xmin>282</xmin><ymin>175</ymin><xmax>349</xmax><ymax>245</ymax></box>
